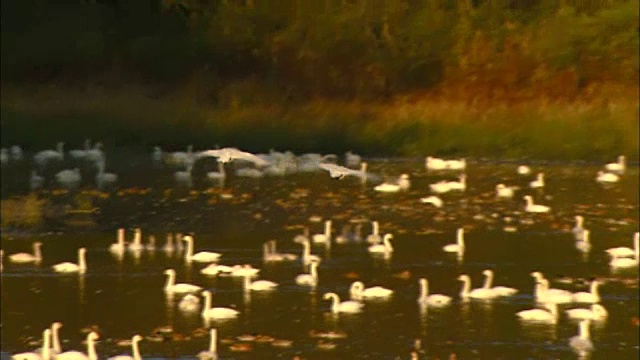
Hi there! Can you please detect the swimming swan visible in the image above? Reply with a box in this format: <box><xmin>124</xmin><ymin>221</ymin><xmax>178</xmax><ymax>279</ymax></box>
<box><xmin>206</xmin><ymin>161</ymin><xmax>226</xmax><ymax>180</ymax></box>
<box><xmin>295</xmin><ymin>260</ymin><xmax>319</xmax><ymax>287</ymax></box>
<box><xmin>572</xmin><ymin>215</ymin><xmax>586</xmax><ymax>241</ymax></box>
<box><xmin>596</xmin><ymin>171</ymin><xmax>620</xmax><ymax>183</ymax></box>
<box><xmin>530</xmin><ymin>273</ymin><xmax>573</xmax><ymax>304</ymax></box>
<box><xmin>609</xmin><ymin>253</ymin><xmax>639</xmax><ymax>268</ymax></box>
<box><xmin>495</xmin><ymin>184</ymin><xmax>515</xmax><ymax>198</ymax></box>
<box><xmin>243</xmin><ymin>274</ymin><xmax>278</xmax><ymax>291</ymax></box>
<box><xmin>197</xmin><ymin>329</ymin><xmax>218</xmax><ymax>359</ymax></box>
<box><xmin>108</xmin><ymin>334</ymin><xmax>143</xmax><ymax>360</ymax></box>
<box><xmin>606</xmin><ymin>232</ymin><xmax>639</xmax><ymax>258</ymax></box>
<box><xmin>429</xmin><ymin>180</ymin><xmax>452</xmax><ymax>194</ymax></box>
<box><xmin>457</xmin><ymin>274</ymin><xmax>498</xmax><ymax>299</ymax></box>
<box><xmin>178</xmin><ymin>294</ymin><xmax>201</xmax><ymax>312</ymax></box>
<box><xmin>481</xmin><ymin>269</ymin><xmax>518</xmax><ymax>296</ymax></box>
<box><xmin>128</xmin><ymin>228</ymin><xmax>145</xmax><ymax>251</ymax></box>
<box><xmin>566</xmin><ymin>304</ymin><xmax>608</xmax><ymax>321</ymax></box>
<box><xmin>52</xmin><ymin>248</ymin><xmax>87</xmax><ymax>274</ymax></box>
<box><xmin>55</xmin><ymin>168</ymin><xmax>82</xmax><ymax>187</ymax></box>
<box><xmin>447</xmin><ymin>174</ymin><xmax>466</xmax><ymax>191</ymax></box>
<box><xmin>323</xmin><ymin>292</ymin><xmax>363</xmax><ymax>314</ymax></box>
<box><xmin>523</xmin><ymin>195</ymin><xmax>551</xmax><ymax>213</ymax></box>
<box><xmin>201</xmin><ymin>290</ymin><xmax>239</xmax><ymax>319</ymax></box>
<box><xmin>366</xmin><ymin>221</ymin><xmax>382</xmax><ymax>244</ymax></box>
<box><xmin>604</xmin><ymin>155</ymin><xmax>625</xmax><ymax>173</ymax></box>
<box><xmin>163</xmin><ymin>269</ymin><xmax>202</xmax><ymax>294</ymax></box>
<box><xmin>9</xmin><ymin>242</ymin><xmax>42</xmax><ymax>263</ymax></box>
<box><xmin>12</xmin><ymin>328</ymin><xmax>51</xmax><ymax>360</ymax></box>
<box><xmin>367</xmin><ymin>234</ymin><xmax>393</xmax><ymax>255</ymax></box>
<box><xmin>443</xmin><ymin>228</ymin><xmax>465</xmax><ymax>254</ymax></box>
<box><xmin>516</xmin><ymin>303</ymin><xmax>558</xmax><ymax>323</ymax></box>
<box><xmin>55</xmin><ymin>331</ymin><xmax>99</xmax><ymax>360</ymax></box>
<box><xmin>349</xmin><ymin>281</ymin><xmax>393</xmax><ymax>299</ymax></box>
<box><xmin>572</xmin><ymin>280</ymin><xmax>601</xmax><ymax>303</ymax></box>
<box><xmin>569</xmin><ymin>320</ymin><xmax>594</xmax><ymax>356</ymax></box>
<box><xmin>183</xmin><ymin>235</ymin><xmax>221</xmax><ymax>263</ymax></box>
<box><xmin>517</xmin><ymin>165</ymin><xmax>531</xmax><ymax>175</ymax></box>
<box><xmin>110</xmin><ymin>228</ymin><xmax>126</xmax><ymax>253</ymax></box>
<box><xmin>529</xmin><ymin>173</ymin><xmax>545</xmax><ymax>188</ymax></box>
<box><xmin>300</xmin><ymin>239</ymin><xmax>321</xmax><ymax>264</ymax></box>
<box><xmin>575</xmin><ymin>229</ymin><xmax>592</xmax><ymax>253</ymax></box>
<box><xmin>34</xmin><ymin>142</ymin><xmax>64</xmax><ymax>167</ymax></box>
<box><xmin>420</xmin><ymin>196</ymin><xmax>443</xmax><ymax>207</ymax></box>
<box><xmin>312</xmin><ymin>220</ymin><xmax>332</xmax><ymax>244</ymax></box>
<box><xmin>417</xmin><ymin>278</ymin><xmax>452</xmax><ymax>307</ymax></box>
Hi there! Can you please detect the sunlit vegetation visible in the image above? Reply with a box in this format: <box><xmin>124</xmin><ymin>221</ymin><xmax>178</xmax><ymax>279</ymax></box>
<box><xmin>0</xmin><ymin>194</ymin><xmax>46</xmax><ymax>228</ymax></box>
<box><xmin>1</xmin><ymin>0</ymin><xmax>638</xmax><ymax>159</ymax></box>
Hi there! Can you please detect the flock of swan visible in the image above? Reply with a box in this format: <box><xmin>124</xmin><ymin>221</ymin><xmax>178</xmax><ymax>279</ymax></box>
<box><xmin>1</xmin><ymin>143</ymin><xmax>638</xmax><ymax>358</ymax></box>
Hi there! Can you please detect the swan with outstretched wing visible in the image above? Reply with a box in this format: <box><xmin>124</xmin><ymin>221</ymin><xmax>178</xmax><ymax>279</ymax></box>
<box><xmin>197</xmin><ymin>148</ymin><xmax>270</xmax><ymax>166</ymax></box>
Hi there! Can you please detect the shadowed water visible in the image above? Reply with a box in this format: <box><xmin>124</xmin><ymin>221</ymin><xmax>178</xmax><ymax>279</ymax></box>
<box><xmin>1</xmin><ymin>153</ymin><xmax>639</xmax><ymax>359</ymax></box>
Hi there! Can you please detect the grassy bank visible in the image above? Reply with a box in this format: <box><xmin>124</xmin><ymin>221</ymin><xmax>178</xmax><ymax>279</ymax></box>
<box><xmin>1</xmin><ymin>84</ymin><xmax>638</xmax><ymax>161</ymax></box>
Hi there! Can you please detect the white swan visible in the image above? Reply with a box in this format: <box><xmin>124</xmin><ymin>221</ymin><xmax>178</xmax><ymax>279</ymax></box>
<box><xmin>201</xmin><ymin>290</ymin><xmax>239</xmax><ymax>319</ymax></box>
<box><xmin>12</xmin><ymin>328</ymin><xmax>51</xmax><ymax>360</ymax></box>
<box><xmin>425</xmin><ymin>156</ymin><xmax>448</xmax><ymax>170</ymax></box>
<box><xmin>572</xmin><ymin>215</ymin><xmax>585</xmax><ymax>241</ymax></box>
<box><xmin>345</xmin><ymin>151</ymin><xmax>362</xmax><ymax>167</ymax></box>
<box><xmin>367</xmin><ymin>234</ymin><xmax>393</xmax><ymax>255</ymax></box>
<box><xmin>606</xmin><ymin>232</ymin><xmax>639</xmax><ymax>258</ymax></box>
<box><xmin>174</xmin><ymin>164</ymin><xmax>193</xmax><ymax>184</ymax></box>
<box><xmin>183</xmin><ymin>235</ymin><xmax>221</xmax><ymax>263</ymax></box>
<box><xmin>572</xmin><ymin>280</ymin><xmax>601</xmax><ymax>303</ymax></box>
<box><xmin>263</xmin><ymin>241</ymin><xmax>297</xmax><ymax>262</ymax></box>
<box><xmin>417</xmin><ymin>278</ymin><xmax>451</xmax><ymax>307</ymax></box>
<box><xmin>447</xmin><ymin>174</ymin><xmax>466</xmax><ymax>191</ymax></box>
<box><xmin>85</xmin><ymin>142</ymin><xmax>104</xmax><ymax>163</ymax></box>
<box><xmin>110</xmin><ymin>228</ymin><xmax>126</xmax><ymax>253</ymax></box>
<box><xmin>575</xmin><ymin>229</ymin><xmax>592</xmax><ymax>253</ymax></box>
<box><xmin>569</xmin><ymin>320</ymin><xmax>594</xmax><ymax>356</ymax></box>
<box><xmin>35</xmin><ymin>322</ymin><xmax>63</xmax><ymax>356</ymax></box>
<box><xmin>517</xmin><ymin>165</ymin><xmax>531</xmax><ymax>175</ymax></box>
<box><xmin>151</xmin><ymin>146</ymin><xmax>163</xmax><ymax>164</ymax></box>
<box><xmin>295</xmin><ymin>260</ymin><xmax>319</xmax><ymax>287</ymax></box>
<box><xmin>108</xmin><ymin>334</ymin><xmax>143</xmax><ymax>360</ymax></box>
<box><xmin>312</xmin><ymin>220</ymin><xmax>332</xmax><ymax>244</ymax></box>
<box><xmin>495</xmin><ymin>184</ymin><xmax>515</xmax><ymax>198</ymax></box>
<box><xmin>609</xmin><ymin>253</ymin><xmax>639</xmax><ymax>268</ymax></box>
<box><xmin>0</xmin><ymin>249</ymin><xmax>3</xmax><ymax>272</ymax></box>
<box><xmin>235</xmin><ymin>167</ymin><xmax>264</xmax><ymax>178</ymax></box>
<box><xmin>349</xmin><ymin>281</ymin><xmax>393</xmax><ymax>299</ymax></box>
<box><xmin>481</xmin><ymin>269</ymin><xmax>518</xmax><ymax>296</ymax></box>
<box><xmin>566</xmin><ymin>304</ymin><xmax>608</xmax><ymax>321</ymax></box>
<box><xmin>300</xmin><ymin>239</ymin><xmax>321</xmax><ymax>264</ymax></box>
<box><xmin>429</xmin><ymin>180</ymin><xmax>452</xmax><ymax>194</ymax></box>
<box><xmin>34</xmin><ymin>142</ymin><xmax>64</xmax><ymax>166</ymax></box>
<box><xmin>529</xmin><ymin>173</ymin><xmax>545</xmax><ymax>188</ymax></box>
<box><xmin>366</xmin><ymin>221</ymin><xmax>382</xmax><ymax>244</ymax></box>
<box><xmin>323</xmin><ymin>292</ymin><xmax>363</xmax><ymax>314</ymax></box>
<box><xmin>318</xmin><ymin>162</ymin><xmax>368</xmax><ymax>181</ymax></box>
<box><xmin>443</xmin><ymin>228</ymin><xmax>465</xmax><ymax>254</ymax></box>
<box><xmin>292</xmin><ymin>226</ymin><xmax>310</xmax><ymax>244</ymax></box>
<box><xmin>197</xmin><ymin>329</ymin><xmax>218</xmax><ymax>359</ymax></box>
<box><xmin>604</xmin><ymin>155</ymin><xmax>625</xmax><ymax>173</ymax></box>
<box><xmin>55</xmin><ymin>168</ymin><xmax>81</xmax><ymax>186</ymax></box>
<box><xmin>163</xmin><ymin>269</ymin><xmax>202</xmax><ymax>294</ymax></box>
<box><xmin>243</xmin><ymin>275</ymin><xmax>278</xmax><ymax>291</ymax></box>
<box><xmin>516</xmin><ymin>303</ymin><xmax>558</xmax><ymax>323</ymax></box>
<box><xmin>10</xmin><ymin>145</ymin><xmax>23</xmax><ymax>161</ymax></box>
<box><xmin>530</xmin><ymin>273</ymin><xmax>573</xmax><ymax>304</ymax></box>
<box><xmin>9</xmin><ymin>242</ymin><xmax>42</xmax><ymax>263</ymax></box>
<box><xmin>95</xmin><ymin>160</ymin><xmax>118</xmax><ymax>187</ymax></box>
<box><xmin>374</xmin><ymin>174</ymin><xmax>410</xmax><ymax>192</ymax></box>
<box><xmin>269</xmin><ymin>240</ymin><xmax>298</xmax><ymax>261</ymax></box>
<box><xmin>200</xmin><ymin>264</ymin><xmax>230</xmax><ymax>276</ymax></box>
<box><xmin>146</xmin><ymin>235</ymin><xmax>156</xmax><ymax>251</ymax></box>
<box><xmin>228</xmin><ymin>264</ymin><xmax>261</xmax><ymax>277</ymax></box>
<box><xmin>52</xmin><ymin>248</ymin><xmax>87</xmax><ymax>274</ymax></box>
<box><xmin>55</xmin><ymin>331</ymin><xmax>99</xmax><ymax>360</ymax></box>
<box><xmin>596</xmin><ymin>171</ymin><xmax>620</xmax><ymax>183</ymax></box>
<box><xmin>420</xmin><ymin>196</ymin><xmax>443</xmax><ymax>207</ymax></box>
<box><xmin>169</xmin><ymin>145</ymin><xmax>194</xmax><ymax>167</ymax></box>
<box><xmin>0</xmin><ymin>148</ymin><xmax>7</xmax><ymax>166</ymax></box>
<box><xmin>523</xmin><ymin>195</ymin><xmax>550</xmax><ymax>213</ymax></box>
<box><xmin>446</xmin><ymin>158</ymin><xmax>466</xmax><ymax>170</ymax></box>
<box><xmin>30</xmin><ymin>170</ymin><xmax>45</xmax><ymax>190</ymax></box>
<box><xmin>457</xmin><ymin>274</ymin><xmax>498</xmax><ymax>299</ymax></box>
<box><xmin>128</xmin><ymin>228</ymin><xmax>144</xmax><ymax>251</ymax></box>
<box><xmin>178</xmin><ymin>294</ymin><xmax>201</xmax><ymax>312</ymax></box>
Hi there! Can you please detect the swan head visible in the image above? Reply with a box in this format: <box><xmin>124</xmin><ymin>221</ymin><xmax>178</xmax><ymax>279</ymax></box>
<box><xmin>360</xmin><ymin>162</ymin><xmax>368</xmax><ymax>172</ymax></box>
<box><xmin>183</xmin><ymin>235</ymin><xmax>194</xmax><ymax>242</ymax></box>
<box><xmin>132</xmin><ymin>334</ymin><xmax>143</xmax><ymax>343</ymax></box>
<box><xmin>457</xmin><ymin>274</ymin><xmax>470</xmax><ymax>282</ymax></box>
<box><xmin>79</xmin><ymin>247</ymin><xmax>87</xmax><ymax>254</ymax></box>
<box><xmin>575</xmin><ymin>215</ymin><xmax>584</xmax><ymax>223</ymax></box>
<box><xmin>52</xmin><ymin>322</ymin><xmax>63</xmax><ymax>330</ymax></box>
<box><xmin>34</xmin><ymin>242</ymin><xmax>43</xmax><ymax>248</ymax></box>
<box><xmin>88</xmin><ymin>332</ymin><xmax>100</xmax><ymax>341</ymax></box>
<box><xmin>323</xmin><ymin>292</ymin><xmax>337</xmax><ymax>301</ymax></box>
<box><xmin>582</xmin><ymin>230</ymin><xmax>590</xmax><ymax>241</ymax></box>
<box><xmin>164</xmin><ymin>269</ymin><xmax>175</xmax><ymax>276</ymax></box>
<box><xmin>496</xmin><ymin>184</ymin><xmax>505</xmax><ymax>190</ymax></box>
<box><xmin>482</xmin><ymin>269</ymin><xmax>493</xmax><ymax>276</ymax></box>
<box><xmin>530</xmin><ymin>271</ymin><xmax>543</xmax><ymax>280</ymax></box>
<box><xmin>618</xmin><ymin>155</ymin><xmax>625</xmax><ymax>164</ymax></box>
<box><xmin>400</xmin><ymin>174</ymin><xmax>410</xmax><ymax>180</ymax></box>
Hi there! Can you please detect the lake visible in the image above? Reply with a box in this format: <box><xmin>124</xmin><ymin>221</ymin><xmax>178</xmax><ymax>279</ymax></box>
<box><xmin>1</xmin><ymin>151</ymin><xmax>639</xmax><ymax>359</ymax></box>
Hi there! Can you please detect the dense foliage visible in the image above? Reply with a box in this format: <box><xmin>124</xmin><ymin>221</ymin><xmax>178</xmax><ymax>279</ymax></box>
<box><xmin>2</xmin><ymin>0</ymin><xmax>638</xmax><ymax>103</ymax></box>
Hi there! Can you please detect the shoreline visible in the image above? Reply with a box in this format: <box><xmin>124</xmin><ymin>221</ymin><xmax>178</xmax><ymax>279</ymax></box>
<box><xmin>1</xmin><ymin>84</ymin><xmax>638</xmax><ymax>161</ymax></box>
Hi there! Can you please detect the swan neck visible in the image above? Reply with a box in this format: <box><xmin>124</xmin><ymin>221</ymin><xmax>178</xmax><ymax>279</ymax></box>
<box><xmin>34</xmin><ymin>243</ymin><xmax>42</xmax><ymax>260</ymax></box>
<box><xmin>42</xmin><ymin>330</ymin><xmax>51</xmax><ymax>358</ymax></box>
<box><xmin>330</xmin><ymin>294</ymin><xmax>339</xmax><ymax>313</ymax></box>
<box><xmin>165</xmin><ymin>271</ymin><xmax>175</xmax><ymax>290</ymax></box>
<box><xmin>132</xmin><ymin>338</ymin><xmax>141</xmax><ymax>360</ymax></box>
<box><xmin>310</xmin><ymin>263</ymin><xmax>318</xmax><ymax>279</ymax></box>
<box><xmin>303</xmin><ymin>241</ymin><xmax>310</xmax><ymax>258</ymax></box>
<box><xmin>483</xmin><ymin>272</ymin><xmax>493</xmax><ymax>289</ymax></box>
<box><xmin>87</xmin><ymin>336</ymin><xmax>97</xmax><ymax>360</ymax></box>
<box><xmin>185</xmin><ymin>237</ymin><xmax>194</xmax><ymax>260</ymax></box>
<box><xmin>118</xmin><ymin>229</ymin><xmax>125</xmax><ymax>245</ymax></box>
<box><xmin>243</xmin><ymin>276</ymin><xmax>250</xmax><ymax>292</ymax></box>
<box><xmin>580</xmin><ymin>321</ymin><xmax>590</xmax><ymax>339</ymax></box>
<box><xmin>202</xmin><ymin>292</ymin><xmax>212</xmax><ymax>316</ymax></box>
<box><xmin>590</xmin><ymin>282</ymin><xmax>599</xmax><ymax>296</ymax></box>
<box><xmin>373</xmin><ymin>221</ymin><xmax>379</xmax><ymax>234</ymax></box>
<box><xmin>134</xmin><ymin>230</ymin><xmax>141</xmax><ymax>245</ymax></box>
<box><xmin>457</xmin><ymin>230</ymin><xmax>464</xmax><ymax>246</ymax></box>
<box><xmin>79</xmin><ymin>249</ymin><xmax>87</xmax><ymax>272</ymax></box>
<box><xmin>419</xmin><ymin>279</ymin><xmax>428</xmax><ymax>300</ymax></box>
<box><xmin>460</xmin><ymin>277</ymin><xmax>470</xmax><ymax>297</ymax></box>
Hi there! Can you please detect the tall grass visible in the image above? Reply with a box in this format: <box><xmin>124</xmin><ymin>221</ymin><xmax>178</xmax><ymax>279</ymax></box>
<box><xmin>1</xmin><ymin>84</ymin><xmax>637</xmax><ymax>160</ymax></box>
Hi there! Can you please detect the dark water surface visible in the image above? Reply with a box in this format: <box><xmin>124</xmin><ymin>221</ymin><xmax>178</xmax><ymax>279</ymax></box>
<box><xmin>1</xmin><ymin>153</ymin><xmax>639</xmax><ymax>359</ymax></box>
